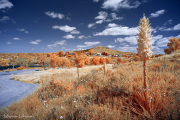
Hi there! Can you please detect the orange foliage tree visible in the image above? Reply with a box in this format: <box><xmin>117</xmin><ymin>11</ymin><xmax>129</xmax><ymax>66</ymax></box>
<box><xmin>74</xmin><ymin>55</ymin><xmax>85</xmax><ymax>68</ymax></box>
<box><xmin>58</xmin><ymin>50</ymin><xmax>64</xmax><ymax>57</ymax></box>
<box><xmin>106</xmin><ymin>57</ymin><xmax>112</xmax><ymax>64</ymax></box>
<box><xmin>88</xmin><ymin>49</ymin><xmax>93</xmax><ymax>55</ymax></box>
<box><xmin>117</xmin><ymin>58</ymin><xmax>122</xmax><ymax>64</ymax></box>
<box><xmin>84</xmin><ymin>55</ymin><xmax>90</xmax><ymax>65</ymax></box>
<box><xmin>92</xmin><ymin>56</ymin><xmax>100</xmax><ymax>65</ymax></box>
<box><xmin>164</xmin><ymin>37</ymin><xmax>180</xmax><ymax>54</ymax></box>
<box><xmin>99</xmin><ymin>57</ymin><xmax>105</xmax><ymax>64</ymax></box>
<box><xmin>65</xmin><ymin>51</ymin><xmax>69</xmax><ymax>57</ymax></box>
<box><xmin>0</xmin><ymin>59</ymin><xmax>9</xmax><ymax>70</ymax></box>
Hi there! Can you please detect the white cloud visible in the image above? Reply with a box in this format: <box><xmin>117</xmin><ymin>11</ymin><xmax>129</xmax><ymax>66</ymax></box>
<box><xmin>45</xmin><ymin>11</ymin><xmax>65</xmax><ymax>19</ymax></box>
<box><xmin>88</xmin><ymin>12</ymin><xmax>123</xmax><ymax>28</ymax></box>
<box><xmin>29</xmin><ymin>39</ymin><xmax>42</xmax><ymax>45</ymax></box>
<box><xmin>159</xmin><ymin>23</ymin><xmax>180</xmax><ymax>31</ymax></box>
<box><xmin>96</xmin><ymin>20</ymin><xmax>104</xmax><ymax>24</ymax></box>
<box><xmin>18</xmin><ymin>28</ymin><xmax>29</xmax><ymax>33</ymax></box>
<box><xmin>95</xmin><ymin>11</ymin><xmax>108</xmax><ymax>20</ymax></box>
<box><xmin>0</xmin><ymin>0</ymin><xmax>13</xmax><ymax>9</ymax></box>
<box><xmin>150</xmin><ymin>9</ymin><xmax>166</xmax><ymax>18</ymax></box>
<box><xmin>7</xmin><ymin>42</ymin><xmax>11</xmax><ymax>44</ymax></box>
<box><xmin>78</xmin><ymin>35</ymin><xmax>85</xmax><ymax>39</ymax></box>
<box><xmin>13</xmin><ymin>37</ymin><xmax>21</xmax><ymax>40</ymax></box>
<box><xmin>47</xmin><ymin>40</ymin><xmax>66</xmax><ymax>49</ymax></box>
<box><xmin>118</xmin><ymin>46</ymin><xmax>137</xmax><ymax>53</ymax></box>
<box><xmin>63</xmin><ymin>34</ymin><xmax>75</xmax><ymax>39</ymax></box>
<box><xmin>0</xmin><ymin>16</ymin><xmax>10</xmax><ymax>22</ymax></box>
<box><xmin>94</xmin><ymin>23</ymin><xmax>137</xmax><ymax>36</ymax></box>
<box><xmin>107</xmin><ymin>23</ymin><xmax>118</xmax><ymax>28</ymax></box>
<box><xmin>78</xmin><ymin>35</ymin><xmax>91</xmax><ymax>39</ymax></box>
<box><xmin>115</xmin><ymin>36</ymin><xmax>137</xmax><ymax>45</ymax></box>
<box><xmin>107</xmin><ymin>45</ymin><xmax>116</xmax><ymax>48</ymax></box>
<box><xmin>177</xmin><ymin>34</ymin><xmax>180</xmax><ymax>38</ymax></box>
<box><xmin>110</xmin><ymin>13</ymin><xmax>123</xmax><ymax>20</ymax></box>
<box><xmin>93</xmin><ymin>0</ymin><xmax>99</xmax><ymax>2</ymax></box>
<box><xmin>71</xmin><ymin>30</ymin><xmax>80</xmax><ymax>34</ymax></box>
<box><xmin>152</xmin><ymin>35</ymin><xmax>163</xmax><ymax>44</ymax></box>
<box><xmin>77</xmin><ymin>41</ymin><xmax>101</xmax><ymax>48</ymax></box>
<box><xmin>88</xmin><ymin>23</ymin><xmax>95</xmax><ymax>28</ymax></box>
<box><xmin>102</xmin><ymin>0</ymin><xmax>141</xmax><ymax>10</ymax></box>
<box><xmin>52</xmin><ymin>25</ymin><xmax>76</xmax><ymax>32</ymax></box>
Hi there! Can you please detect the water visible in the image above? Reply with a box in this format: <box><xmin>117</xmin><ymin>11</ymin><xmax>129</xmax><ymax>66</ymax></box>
<box><xmin>0</xmin><ymin>69</ymin><xmax>39</xmax><ymax>108</ymax></box>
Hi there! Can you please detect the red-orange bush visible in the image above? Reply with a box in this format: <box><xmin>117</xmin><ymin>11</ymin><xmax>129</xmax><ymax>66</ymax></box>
<box><xmin>17</xmin><ymin>66</ymin><xmax>25</xmax><ymax>70</ymax></box>
<box><xmin>106</xmin><ymin>57</ymin><xmax>112</xmax><ymax>64</ymax></box>
<box><xmin>92</xmin><ymin>56</ymin><xmax>100</xmax><ymax>65</ymax></box>
<box><xmin>99</xmin><ymin>57</ymin><xmax>105</xmax><ymax>64</ymax></box>
<box><xmin>117</xmin><ymin>58</ymin><xmax>122</xmax><ymax>64</ymax></box>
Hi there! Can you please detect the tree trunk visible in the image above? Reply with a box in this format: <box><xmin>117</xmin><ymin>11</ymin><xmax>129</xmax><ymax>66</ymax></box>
<box><xmin>77</xmin><ymin>60</ymin><xmax>79</xmax><ymax>80</ymax></box>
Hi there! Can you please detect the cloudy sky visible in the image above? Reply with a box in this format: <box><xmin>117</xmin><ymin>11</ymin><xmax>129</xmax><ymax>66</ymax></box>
<box><xmin>0</xmin><ymin>0</ymin><xmax>180</xmax><ymax>54</ymax></box>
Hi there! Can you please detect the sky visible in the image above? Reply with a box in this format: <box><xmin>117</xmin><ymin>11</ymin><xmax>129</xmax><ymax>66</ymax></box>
<box><xmin>0</xmin><ymin>0</ymin><xmax>180</xmax><ymax>54</ymax></box>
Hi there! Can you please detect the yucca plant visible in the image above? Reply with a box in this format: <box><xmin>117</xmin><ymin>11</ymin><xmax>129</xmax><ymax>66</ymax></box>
<box><xmin>137</xmin><ymin>14</ymin><xmax>153</xmax><ymax>92</ymax></box>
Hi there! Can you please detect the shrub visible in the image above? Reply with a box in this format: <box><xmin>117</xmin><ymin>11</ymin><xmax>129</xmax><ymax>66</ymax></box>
<box><xmin>92</xmin><ymin>56</ymin><xmax>100</xmax><ymax>65</ymax></box>
<box><xmin>17</xmin><ymin>66</ymin><xmax>25</xmax><ymax>70</ymax></box>
<box><xmin>99</xmin><ymin>57</ymin><xmax>105</xmax><ymax>64</ymax></box>
<box><xmin>106</xmin><ymin>57</ymin><xmax>112</xmax><ymax>64</ymax></box>
<box><xmin>117</xmin><ymin>58</ymin><xmax>122</xmax><ymax>64</ymax></box>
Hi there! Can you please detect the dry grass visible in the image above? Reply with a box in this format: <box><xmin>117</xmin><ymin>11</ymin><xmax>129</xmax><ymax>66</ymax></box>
<box><xmin>0</xmin><ymin>57</ymin><xmax>179</xmax><ymax>119</ymax></box>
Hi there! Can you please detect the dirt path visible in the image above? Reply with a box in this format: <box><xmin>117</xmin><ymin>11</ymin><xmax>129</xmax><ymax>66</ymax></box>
<box><xmin>11</xmin><ymin>64</ymin><xmax>113</xmax><ymax>84</ymax></box>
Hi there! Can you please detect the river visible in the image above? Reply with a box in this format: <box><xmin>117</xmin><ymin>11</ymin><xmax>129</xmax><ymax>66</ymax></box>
<box><xmin>0</xmin><ymin>69</ymin><xmax>39</xmax><ymax>108</ymax></box>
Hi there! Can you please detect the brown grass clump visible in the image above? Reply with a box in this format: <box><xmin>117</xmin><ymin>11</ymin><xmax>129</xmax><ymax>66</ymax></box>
<box><xmin>0</xmin><ymin>58</ymin><xmax>179</xmax><ymax>120</ymax></box>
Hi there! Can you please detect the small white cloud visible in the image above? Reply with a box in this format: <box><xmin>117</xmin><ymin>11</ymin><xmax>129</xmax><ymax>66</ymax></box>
<box><xmin>78</xmin><ymin>35</ymin><xmax>85</xmax><ymax>39</ymax></box>
<box><xmin>159</xmin><ymin>23</ymin><xmax>180</xmax><ymax>31</ymax></box>
<box><xmin>52</xmin><ymin>25</ymin><xmax>76</xmax><ymax>32</ymax></box>
<box><xmin>107</xmin><ymin>45</ymin><xmax>115</xmax><ymax>48</ymax></box>
<box><xmin>110</xmin><ymin>13</ymin><xmax>123</xmax><ymax>20</ymax></box>
<box><xmin>47</xmin><ymin>40</ymin><xmax>66</xmax><ymax>49</ymax></box>
<box><xmin>71</xmin><ymin>30</ymin><xmax>80</xmax><ymax>34</ymax></box>
<box><xmin>93</xmin><ymin>0</ymin><xmax>99</xmax><ymax>2</ymax></box>
<box><xmin>18</xmin><ymin>28</ymin><xmax>29</xmax><ymax>33</ymax></box>
<box><xmin>78</xmin><ymin>35</ymin><xmax>91</xmax><ymax>39</ymax></box>
<box><xmin>88</xmin><ymin>12</ymin><xmax>123</xmax><ymax>28</ymax></box>
<box><xmin>84</xmin><ymin>41</ymin><xmax>101</xmax><ymax>46</ymax></box>
<box><xmin>0</xmin><ymin>16</ymin><xmax>10</xmax><ymax>23</ymax></box>
<box><xmin>102</xmin><ymin>0</ymin><xmax>141</xmax><ymax>10</ymax></box>
<box><xmin>150</xmin><ymin>9</ymin><xmax>166</xmax><ymax>18</ymax></box>
<box><xmin>88</xmin><ymin>23</ymin><xmax>95</xmax><ymax>28</ymax></box>
<box><xmin>45</xmin><ymin>11</ymin><xmax>65</xmax><ymax>19</ymax></box>
<box><xmin>77</xmin><ymin>41</ymin><xmax>101</xmax><ymax>48</ymax></box>
<box><xmin>29</xmin><ymin>39</ymin><xmax>42</xmax><ymax>45</ymax></box>
<box><xmin>115</xmin><ymin>36</ymin><xmax>137</xmax><ymax>45</ymax></box>
<box><xmin>118</xmin><ymin>46</ymin><xmax>137</xmax><ymax>53</ymax></box>
<box><xmin>96</xmin><ymin>20</ymin><xmax>104</xmax><ymax>24</ymax></box>
<box><xmin>63</xmin><ymin>34</ymin><xmax>75</xmax><ymax>39</ymax></box>
<box><xmin>107</xmin><ymin>23</ymin><xmax>118</xmax><ymax>28</ymax></box>
<box><xmin>0</xmin><ymin>0</ymin><xmax>13</xmax><ymax>9</ymax></box>
<box><xmin>13</xmin><ymin>37</ymin><xmax>21</xmax><ymax>40</ymax></box>
<box><xmin>94</xmin><ymin>24</ymin><xmax>137</xmax><ymax>36</ymax></box>
<box><xmin>95</xmin><ymin>11</ymin><xmax>108</xmax><ymax>20</ymax></box>
<box><xmin>7</xmin><ymin>42</ymin><xmax>11</xmax><ymax>44</ymax></box>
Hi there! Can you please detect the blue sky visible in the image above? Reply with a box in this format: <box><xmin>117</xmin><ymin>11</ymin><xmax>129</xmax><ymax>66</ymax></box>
<box><xmin>0</xmin><ymin>0</ymin><xmax>180</xmax><ymax>54</ymax></box>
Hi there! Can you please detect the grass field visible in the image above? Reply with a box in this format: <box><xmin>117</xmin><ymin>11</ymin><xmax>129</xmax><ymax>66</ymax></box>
<box><xmin>0</xmin><ymin>52</ymin><xmax>179</xmax><ymax>120</ymax></box>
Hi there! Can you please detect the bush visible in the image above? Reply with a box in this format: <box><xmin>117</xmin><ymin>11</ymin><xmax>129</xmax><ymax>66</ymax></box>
<box><xmin>17</xmin><ymin>66</ymin><xmax>25</xmax><ymax>70</ymax></box>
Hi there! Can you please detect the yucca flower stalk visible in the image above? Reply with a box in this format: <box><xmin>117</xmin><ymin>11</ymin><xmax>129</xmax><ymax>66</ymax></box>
<box><xmin>137</xmin><ymin>14</ymin><xmax>153</xmax><ymax>91</ymax></box>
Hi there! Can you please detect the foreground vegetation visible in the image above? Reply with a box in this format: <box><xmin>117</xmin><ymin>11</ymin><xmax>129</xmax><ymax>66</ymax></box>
<box><xmin>0</xmin><ymin>56</ymin><xmax>179</xmax><ymax>119</ymax></box>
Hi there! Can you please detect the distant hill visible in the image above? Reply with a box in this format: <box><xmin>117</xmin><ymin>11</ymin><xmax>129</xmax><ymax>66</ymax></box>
<box><xmin>72</xmin><ymin>46</ymin><xmax>136</xmax><ymax>55</ymax></box>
